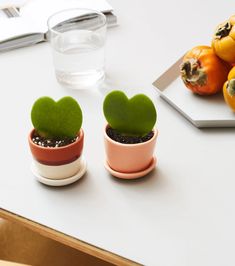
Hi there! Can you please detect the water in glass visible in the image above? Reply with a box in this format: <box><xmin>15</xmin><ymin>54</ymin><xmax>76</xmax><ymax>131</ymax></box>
<box><xmin>52</xmin><ymin>29</ymin><xmax>105</xmax><ymax>88</ymax></box>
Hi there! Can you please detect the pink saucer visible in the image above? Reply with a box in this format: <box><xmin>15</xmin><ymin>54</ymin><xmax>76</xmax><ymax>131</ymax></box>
<box><xmin>104</xmin><ymin>156</ymin><xmax>157</xmax><ymax>179</ymax></box>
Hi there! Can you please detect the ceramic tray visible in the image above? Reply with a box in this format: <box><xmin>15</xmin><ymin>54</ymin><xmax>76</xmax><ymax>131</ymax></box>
<box><xmin>153</xmin><ymin>56</ymin><xmax>235</xmax><ymax>128</ymax></box>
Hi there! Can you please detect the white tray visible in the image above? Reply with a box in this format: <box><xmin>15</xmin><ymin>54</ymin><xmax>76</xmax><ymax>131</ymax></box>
<box><xmin>153</xmin><ymin>56</ymin><xmax>235</xmax><ymax>128</ymax></box>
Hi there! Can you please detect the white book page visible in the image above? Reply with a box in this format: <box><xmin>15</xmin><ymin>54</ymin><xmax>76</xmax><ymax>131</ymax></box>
<box><xmin>0</xmin><ymin>0</ymin><xmax>29</xmax><ymax>9</ymax></box>
<box><xmin>0</xmin><ymin>17</ymin><xmax>42</xmax><ymax>42</ymax></box>
<box><xmin>20</xmin><ymin>0</ymin><xmax>113</xmax><ymax>33</ymax></box>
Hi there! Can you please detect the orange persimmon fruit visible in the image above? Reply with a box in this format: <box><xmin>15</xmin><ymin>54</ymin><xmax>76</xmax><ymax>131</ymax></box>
<box><xmin>223</xmin><ymin>66</ymin><xmax>235</xmax><ymax>111</ymax></box>
<box><xmin>180</xmin><ymin>45</ymin><xmax>231</xmax><ymax>95</ymax></box>
<box><xmin>212</xmin><ymin>15</ymin><xmax>235</xmax><ymax>63</ymax></box>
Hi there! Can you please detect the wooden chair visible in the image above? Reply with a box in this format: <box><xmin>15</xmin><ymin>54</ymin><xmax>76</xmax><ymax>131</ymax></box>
<box><xmin>0</xmin><ymin>218</ymin><xmax>112</xmax><ymax>266</ymax></box>
<box><xmin>0</xmin><ymin>260</ymin><xmax>30</xmax><ymax>266</ymax></box>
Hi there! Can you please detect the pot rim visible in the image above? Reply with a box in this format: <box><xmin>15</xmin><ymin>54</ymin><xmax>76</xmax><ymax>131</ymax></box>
<box><xmin>28</xmin><ymin>128</ymin><xmax>84</xmax><ymax>151</ymax></box>
<box><xmin>104</xmin><ymin>124</ymin><xmax>158</xmax><ymax>147</ymax></box>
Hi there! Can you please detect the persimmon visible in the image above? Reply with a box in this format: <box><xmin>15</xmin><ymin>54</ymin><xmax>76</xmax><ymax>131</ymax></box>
<box><xmin>223</xmin><ymin>66</ymin><xmax>235</xmax><ymax>111</ymax></box>
<box><xmin>180</xmin><ymin>45</ymin><xmax>231</xmax><ymax>95</ymax></box>
<box><xmin>212</xmin><ymin>15</ymin><xmax>235</xmax><ymax>63</ymax></box>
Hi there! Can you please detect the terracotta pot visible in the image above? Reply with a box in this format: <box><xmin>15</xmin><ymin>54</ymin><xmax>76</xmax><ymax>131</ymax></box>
<box><xmin>104</xmin><ymin>125</ymin><xmax>157</xmax><ymax>173</ymax></box>
<box><xmin>28</xmin><ymin>129</ymin><xmax>84</xmax><ymax>179</ymax></box>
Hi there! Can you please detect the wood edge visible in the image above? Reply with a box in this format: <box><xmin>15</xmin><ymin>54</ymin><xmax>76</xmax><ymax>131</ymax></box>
<box><xmin>0</xmin><ymin>209</ymin><xmax>141</xmax><ymax>266</ymax></box>
<box><xmin>0</xmin><ymin>260</ymin><xmax>30</xmax><ymax>266</ymax></box>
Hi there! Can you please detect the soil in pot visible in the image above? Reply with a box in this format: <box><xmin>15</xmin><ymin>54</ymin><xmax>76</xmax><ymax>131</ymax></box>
<box><xmin>32</xmin><ymin>131</ymin><xmax>77</xmax><ymax>148</ymax></box>
<box><xmin>106</xmin><ymin>127</ymin><xmax>154</xmax><ymax>144</ymax></box>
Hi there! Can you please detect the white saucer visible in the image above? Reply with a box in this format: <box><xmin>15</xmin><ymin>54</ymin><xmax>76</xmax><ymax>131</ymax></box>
<box><xmin>31</xmin><ymin>158</ymin><xmax>87</xmax><ymax>186</ymax></box>
<box><xmin>104</xmin><ymin>156</ymin><xmax>157</xmax><ymax>179</ymax></box>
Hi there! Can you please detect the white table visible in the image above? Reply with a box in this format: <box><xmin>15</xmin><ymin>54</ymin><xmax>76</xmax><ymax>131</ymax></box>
<box><xmin>1</xmin><ymin>1</ymin><xmax>235</xmax><ymax>265</ymax></box>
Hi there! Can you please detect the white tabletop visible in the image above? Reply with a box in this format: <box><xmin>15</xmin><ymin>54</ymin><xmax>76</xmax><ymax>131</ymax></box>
<box><xmin>1</xmin><ymin>0</ymin><xmax>235</xmax><ymax>265</ymax></box>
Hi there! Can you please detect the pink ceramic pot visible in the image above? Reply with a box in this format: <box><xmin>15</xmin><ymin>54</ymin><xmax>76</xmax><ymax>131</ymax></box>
<box><xmin>104</xmin><ymin>125</ymin><xmax>158</xmax><ymax>173</ymax></box>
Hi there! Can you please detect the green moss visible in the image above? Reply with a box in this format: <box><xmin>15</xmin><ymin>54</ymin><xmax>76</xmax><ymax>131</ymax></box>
<box><xmin>31</xmin><ymin>96</ymin><xmax>83</xmax><ymax>138</ymax></box>
<box><xmin>103</xmin><ymin>90</ymin><xmax>157</xmax><ymax>136</ymax></box>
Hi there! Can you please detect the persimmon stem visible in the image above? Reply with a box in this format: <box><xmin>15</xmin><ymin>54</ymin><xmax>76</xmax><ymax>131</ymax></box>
<box><xmin>215</xmin><ymin>22</ymin><xmax>231</xmax><ymax>39</ymax></box>
<box><xmin>180</xmin><ymin>59</ymin><xmax>207</xmax><ymax>86</ymax></box>
<box><xmin>227</xmin><ymin>79</ymin><xmax>235</xmax><ymax>96</ymax></box>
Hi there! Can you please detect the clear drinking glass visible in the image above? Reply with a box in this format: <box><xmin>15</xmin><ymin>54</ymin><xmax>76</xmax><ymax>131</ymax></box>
<box><xmin>47</xmin><ymin>8</ymin><xmax>107</xmax><ymax>88</ymax></box>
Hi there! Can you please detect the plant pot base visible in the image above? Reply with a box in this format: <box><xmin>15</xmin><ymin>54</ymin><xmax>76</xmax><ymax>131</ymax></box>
<box><xmin>31</xmin><ymin>157</ymin><xmax>87</xmax><ymax>186</ymax></box>
<box><xmin>104</xmin><ymin>156</ymin><xmax>157</xmax><ymax>179</ymax></box>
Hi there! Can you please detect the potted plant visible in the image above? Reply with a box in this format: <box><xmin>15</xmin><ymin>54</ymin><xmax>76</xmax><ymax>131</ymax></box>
<box><xmin>28</xmin><ymin>96</ymin><xmax>86</xmax><ymax>186</ymax></box>
<box><xmin>103</xmin><ymin>90</ymin><xmax>158</xmax><ymax>179</ymax></box>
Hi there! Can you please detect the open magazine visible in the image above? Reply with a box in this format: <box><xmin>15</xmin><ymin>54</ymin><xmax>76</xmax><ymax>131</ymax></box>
<box><xmin>0</xmin><ymin>0</ymin><xmax>117</xmax><ymax>52</ymax></box>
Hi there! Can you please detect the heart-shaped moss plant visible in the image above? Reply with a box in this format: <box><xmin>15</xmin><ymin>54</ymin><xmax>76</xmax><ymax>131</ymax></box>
<box><xmin>31</xmin><ymin>96</ymin><xmax>83</xmax><ymax>138</ymax></box>
<box><xmin>103</xmin><ymin>90</ymin><xmax>157</xmax><ymax>136</ymax></box>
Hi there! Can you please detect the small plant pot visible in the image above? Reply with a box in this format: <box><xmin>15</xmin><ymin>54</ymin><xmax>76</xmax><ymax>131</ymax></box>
<box><xmin>104</xmin><ymin>125</ymin><xmax>158</xmax><ymax>179</ymax></box>
<box><xmin>28</xmin><ymin>129</ymin><xmax>86</xmax><ymax>185</ymax></box>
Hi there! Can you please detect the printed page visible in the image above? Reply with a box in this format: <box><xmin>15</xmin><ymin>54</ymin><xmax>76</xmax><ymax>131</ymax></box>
<box><xmin>20</xmin><ymin>0</ymin><xmax>113</xmax><ymax>33</ymax></box>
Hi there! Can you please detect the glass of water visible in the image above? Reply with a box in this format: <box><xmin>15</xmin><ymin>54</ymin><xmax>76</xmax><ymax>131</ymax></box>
<box><xmin>47</xmin><ymin>8</ymin><xmax>107</xmax><ymax>88</ymax></box>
